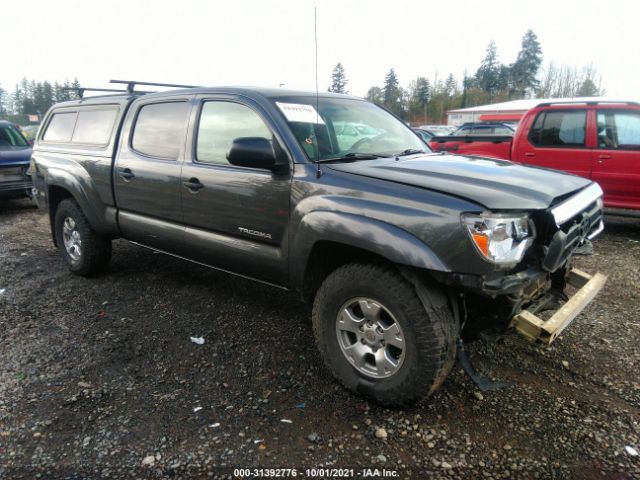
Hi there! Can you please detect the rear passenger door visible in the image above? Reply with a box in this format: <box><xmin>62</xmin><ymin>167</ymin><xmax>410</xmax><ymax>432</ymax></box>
<box><xmin>591</xmin><ymin>109</ymin><xmax>640</xmax><ymax>209</ymax></box>
<box><xmin>114</xmin><ymin>96</ymin><xmax>192</xmax><ymax>253</ymax></box>
<box><xmin>180</xmin><ymin>96</ymin><xmax>291</xmax><ymax>285</ymax></box>
<box><xmin>518</xmin><ymin>109</ymin><xmax>591</xmax><ymax>179</ymax></box>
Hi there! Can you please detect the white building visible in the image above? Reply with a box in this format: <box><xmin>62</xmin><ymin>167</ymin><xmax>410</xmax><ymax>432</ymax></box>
<box><xmin>446</xmin><ymin>97</ymin><xmax>619</xmax><ymax>126</ymax></box>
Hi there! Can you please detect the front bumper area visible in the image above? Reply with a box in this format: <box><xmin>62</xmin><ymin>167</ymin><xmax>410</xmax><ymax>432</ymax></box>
<box><xmin>0</xmin><ymin>165</ymin><xmax>32</xmax><ymax>199</ymax></box>
<box><xmin>0</xmin><ymin>179</ymin><xmax>32</xmax><ymax>198</ymax></box>
<box><xmin>511</xmin><ymin>268</ymin><xmax>607</xmax><ymax>344</ymax></box>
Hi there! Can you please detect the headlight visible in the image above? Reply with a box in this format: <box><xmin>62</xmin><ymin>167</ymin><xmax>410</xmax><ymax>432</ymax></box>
<box><xmin>462</xmin><ymin>213</ymin><xmax>535</xmax><ymax>265</ymax></box>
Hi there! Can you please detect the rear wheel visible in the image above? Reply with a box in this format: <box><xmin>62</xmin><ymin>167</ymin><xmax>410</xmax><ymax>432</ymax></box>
<box><xmin>312</xmin><ymin>263</ymin><xmax>458</xmax><ymax>407</ymax></box>
<box><xmin>54</xmin><ymin>199</ymin><xmax>111</xmax><ymax>276</ymax></box>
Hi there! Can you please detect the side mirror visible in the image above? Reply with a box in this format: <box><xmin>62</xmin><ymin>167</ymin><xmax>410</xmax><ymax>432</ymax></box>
<box><xmin>227</xmin><ymin>137</ymin><xmax>280</xmax><ymax>170</ymax></box>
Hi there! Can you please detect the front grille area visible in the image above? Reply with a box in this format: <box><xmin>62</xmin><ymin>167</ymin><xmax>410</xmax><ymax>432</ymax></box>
<box><xmin>539</xmin><ymin>184</ymin><xmax>604</xmax><ymax>272</ymax></box>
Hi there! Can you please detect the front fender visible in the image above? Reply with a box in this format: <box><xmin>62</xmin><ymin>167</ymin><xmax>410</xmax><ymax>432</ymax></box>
<box><xmin>290</xmin><ymin>210</ymin><xmax>449</xmax><ymax>290</ymax></box>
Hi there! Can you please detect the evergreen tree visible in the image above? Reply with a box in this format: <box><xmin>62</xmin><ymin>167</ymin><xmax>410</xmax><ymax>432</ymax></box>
<box><xmin>410</xmin><ymin>77</ymin><xmax>431</xmax><ymax>121</ymax></box>
<box><xmin>13</xmin><ymin>83</ymin><xmax>24</xmax><ymax>115</ymax></box>
<box><xmin>328</xmin><ymin>62</ymin><xmax>348</xmax><ymax>94</ymax></box>
<box><xmin>497</xmin><ymin>65</ymin><xmax>511</xmax><ymax>92</ymax></box>
<box><xmin>443</xmin><ymin>74</ymin><xmax>457</xmax><ymax>97</ymax></box>
<box><xmin>365</xmin><ymin>86</ymin><xmax>383</xmax><ymax>105</ymax></box>
<box><xmin>474</xmin><ymin>40</ymin><xmax>501</xmax><ymax>97</ymax></box>
<box><xmin>576</xmin><ymin>78</ymin><xmax>599</xmax><ymax>96</ymax></box>
<box><xmin>0</xmin><ymin>86</ymin><xmax>6</xmax><ymax>116</ymax></box>
<box><xmin>382</xmin><ymin>68</ymin><xmax>403</xmax><ymax>117</ymax></box>
<box><xmin>510</xmin><ymin>30</ymin><xmax>542</xmax><ymax>98</ymax></box>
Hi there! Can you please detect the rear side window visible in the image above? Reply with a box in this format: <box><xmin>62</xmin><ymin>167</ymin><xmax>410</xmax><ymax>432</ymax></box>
<box><xmin>132</xmin><ymin>102</ymin><xmax>189</xmax><ymax>159</ymax></box>
<box><xmin>42</xmin><ymin>108</ymin><xmax>118</xmax><ymax>145</ymax></box>
<box><xmin>597</xmin><ymin>110</ymin><xmax>640</xmax><ymax>150</ymax></box>
<box><xmin>43</xmin><ymin>112</ymin><xmax>77</xmax><ymax>142</ymax></box>
<box><xmin>196</xmin><ymin>101</ymin><xmax>271</xmax><ymax>165</ymax></box>
<box><xmin>72</xmin><ymin>109</ymin><xmax>118</xmax><ymax>145</ymax></box>
<box><xmin>529</xmin><ymin>110</ymin><xmax>586</xmax><ymax>147</ymax></box>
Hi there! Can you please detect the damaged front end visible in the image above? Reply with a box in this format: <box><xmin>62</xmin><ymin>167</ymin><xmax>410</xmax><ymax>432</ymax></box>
<box><xmin>456</xmin><ymin>183</ymin><xmax>607</xmax><ymax>344</ymax></box>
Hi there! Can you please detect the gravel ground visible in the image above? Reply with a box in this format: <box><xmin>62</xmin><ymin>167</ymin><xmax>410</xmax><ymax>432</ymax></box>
<box><xmin>1</xmin><ymin>198</ymin><xmax>639</xmax><ymax>480</ymax></box>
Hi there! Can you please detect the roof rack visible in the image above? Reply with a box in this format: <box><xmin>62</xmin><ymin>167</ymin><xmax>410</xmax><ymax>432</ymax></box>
<box><xmin>536</xmin><ymin>100</ymin><xmax>640</xmax><ymax>107</ymax></box>
<box><xmin>63</xmin><ymin>87</ymin><xmax>131</xmax><ymax>99</ymax></box>
<box><xmin>110</xmin><ymin>79</ymin><xmax>203</xmax><ymax>93</ymax></box>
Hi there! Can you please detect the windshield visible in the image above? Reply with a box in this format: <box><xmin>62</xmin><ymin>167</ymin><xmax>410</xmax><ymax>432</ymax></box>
<box><xmin>0</xmin><ymin>125</ymin><xmax>29</xmax><ymax>148</ymax></box>
<box><xmin>274</xmin><ymin>97</ymin><xmax>428</xmax><ymax>161</ymax></box>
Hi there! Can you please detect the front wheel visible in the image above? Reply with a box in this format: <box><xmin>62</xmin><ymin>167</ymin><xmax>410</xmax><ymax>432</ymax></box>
<box><xmin>312</xmin><ymin>263</ymin><xmax>458</xmax><ymax>407</ymax></box>
<box><xmin>54</xmin><ymin>199</ymin><xmax>112</xmax><ymax>276</ymax></box>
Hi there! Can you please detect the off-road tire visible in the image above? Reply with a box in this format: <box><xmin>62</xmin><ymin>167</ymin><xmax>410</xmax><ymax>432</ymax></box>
<box><xmin>54</xmin><ymin>199</ymin><xmax>112</xmax><ymax>276</ymax></box>
<box><xmin>312</xmin><ymin>263</ymin><xmax>458</xmax><ymax>407</ymax></box>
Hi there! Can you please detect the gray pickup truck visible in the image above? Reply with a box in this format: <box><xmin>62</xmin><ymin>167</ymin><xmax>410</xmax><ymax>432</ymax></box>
<box><xmin>30</xmin><ymin>83</ymin><xmax>606</xmax><ymax>406</ymax></box>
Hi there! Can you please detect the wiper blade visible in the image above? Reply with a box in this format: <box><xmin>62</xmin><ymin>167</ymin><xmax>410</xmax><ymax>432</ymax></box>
<box><xmin>317</xmin><ymin>153</ymin><xmax>389</xmax><ymax>163</ymax></box>
<box><xmin>394</xmin><ymin>149</ymin><xmax>425</xmax><ymax>157</ymax></box>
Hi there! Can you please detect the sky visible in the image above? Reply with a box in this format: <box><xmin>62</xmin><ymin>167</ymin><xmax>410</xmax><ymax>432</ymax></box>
<box><xmin>2</xmin><ymin>0</ymin><xmax>639</xmax><ymax>100</ymax></box>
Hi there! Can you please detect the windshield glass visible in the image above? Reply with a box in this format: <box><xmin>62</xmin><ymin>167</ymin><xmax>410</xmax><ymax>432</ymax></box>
<box><xmin>273</xmin><ymin>97</ymin><xmax>427</xmax><ymax>161</ymax></box>
<box><xmin>0</xmin><ymin>125</ymin><xmax>29</xmax><ymax>148</ymax></box>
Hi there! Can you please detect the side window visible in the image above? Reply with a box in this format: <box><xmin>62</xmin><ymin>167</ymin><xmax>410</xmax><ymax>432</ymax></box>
<box><xmin>132</xmin><ymin>102</ymin><xmax>189</xmax><ymax>159</ymax></box>
<box><xmin>533</xmin><ymin>111</ymin><xmax>586</xmax><ymax>147</ymax></box>
<box><xmin>72</xmin><ymin>109</ymin><xmax>118</xmax><ymax>145</ymax></box>
<box><xmin>43</xmin><ymin>112</ymin><xmax>77</xmax><ymax>142</ymax></box>
<box><xmin>196</xmin><ymin>101</ymin><xmax>271</xmax><ymax>165</ymax></box>
<box><xmin>528</xmin><ymin>112</ymin><xmax>545</xmax><ymax>144</ymax></box>
<box><xmin>597</xmin><ymin>111</ymin><xmax>640</xmax><ymax>150</ymax></box>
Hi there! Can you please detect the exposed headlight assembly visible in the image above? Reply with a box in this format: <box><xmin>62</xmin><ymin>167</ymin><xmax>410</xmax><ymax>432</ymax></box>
<box><xmin>462</xmin><ymin>213</ymin><xmax>535</xmax><ymax>265</ymax></box>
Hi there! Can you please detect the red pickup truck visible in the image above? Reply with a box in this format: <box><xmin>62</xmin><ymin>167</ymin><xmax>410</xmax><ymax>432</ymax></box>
<box><xmin>429</xmin><ymin>101</ymin><xmax>640</xmax><ymax>214</ymax></box>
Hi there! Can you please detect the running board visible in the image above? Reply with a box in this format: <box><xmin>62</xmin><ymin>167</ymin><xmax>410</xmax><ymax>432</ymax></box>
<box><xmin>512</xmin><ymin>269</ymin><xmax>607</xmax><ymax>344</ymax></box>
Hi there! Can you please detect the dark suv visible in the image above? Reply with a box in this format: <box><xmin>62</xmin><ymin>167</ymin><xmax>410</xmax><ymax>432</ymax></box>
<box><xmin>30</xmin><ymin>84</ymin><xmax>606</xmax><ymax>406</ymax></box>
<box><xmin>0</xmin><ymin>121</ymin><xmax>33</xmax><ymax>199</ymax></box>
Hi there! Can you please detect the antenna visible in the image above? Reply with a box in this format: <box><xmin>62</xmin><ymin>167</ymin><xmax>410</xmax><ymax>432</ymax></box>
<box><xmin>314</xmin><ymin>6</ymin><xmax>322</xmax><ymax>178</ymax></box>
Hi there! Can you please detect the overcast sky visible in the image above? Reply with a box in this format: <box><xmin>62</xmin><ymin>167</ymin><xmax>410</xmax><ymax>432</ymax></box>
<box><xmin>2</xmin><ymin>0</ymin><xmax>638</xmax><ymax>99</ymax></box>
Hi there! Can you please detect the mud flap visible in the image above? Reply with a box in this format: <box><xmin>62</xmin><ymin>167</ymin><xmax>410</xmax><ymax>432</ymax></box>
<box><xmin>456</xmin><ymin>338</ymin><xmax>511</xmax><ymax>392</ymax></box>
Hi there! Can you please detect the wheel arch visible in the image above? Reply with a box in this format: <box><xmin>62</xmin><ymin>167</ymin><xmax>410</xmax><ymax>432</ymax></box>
<box><xmin>291</xmin><ymin>211</ymin><xmax>449</xmax><ymax>302</ymax></box>
<box><xmin>44</xmin><ymin>167</ymin><xmax>117</xmax><ymax>242</ymax></box>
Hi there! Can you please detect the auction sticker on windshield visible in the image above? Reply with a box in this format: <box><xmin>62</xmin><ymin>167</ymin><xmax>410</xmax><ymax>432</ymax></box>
<box><xmin>276</xmin><ymin>102</ymin><xmax>325</xmax><ymax>124</ymax></box>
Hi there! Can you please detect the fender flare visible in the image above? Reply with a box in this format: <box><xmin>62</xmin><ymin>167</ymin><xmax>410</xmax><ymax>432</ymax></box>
<box><xmin>290</xmin><ymin>210</ymin><xmax>449</xmax><ymax>291</ymax></box>
<box><xmin>45</xmin><ymin>167</ymin><xmax>116</xmax><ymax>237</ymax></box>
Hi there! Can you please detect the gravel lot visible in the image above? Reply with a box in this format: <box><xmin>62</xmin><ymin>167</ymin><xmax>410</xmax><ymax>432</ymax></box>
<box><xmin>1</xmin><ymin>198</ymin><xmax>639</xmax><ymax>479</ymax></box>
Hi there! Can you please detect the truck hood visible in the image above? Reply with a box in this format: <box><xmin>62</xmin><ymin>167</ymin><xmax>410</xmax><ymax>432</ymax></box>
<box><xmin>0</xmin><ymin>147</ymin><xmax>32</xmax><ymax>167</ymax></box>
<box><xmin>327</xmin><ymin>153</ymin><xmax>592</xmax><ymax>210</ymax></box>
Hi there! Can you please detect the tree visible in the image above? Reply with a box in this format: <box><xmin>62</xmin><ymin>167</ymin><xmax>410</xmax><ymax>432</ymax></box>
<box><xmin>537</xmin><ymin>62</ymin><xmax>604</xmax><ymax>98</ymax></box>
<box><xmin>328</xmin><ymin>62</ymin><xmax>348</xmax><ymax>94</ymax></box>
<box><xmin>382</xmin><ymin>68</ymin><xmax>403</xmax><ymax>117</ymax></box>
<box><xmin>577</xmin><ymin>79</ymin><xmax>599</xmax><ymax>97</ymax></box>
<box><xmin>366</xmin><ymin>86</ymin><xmax>383</xmax><ymax>105</ymax></box>
<box><xmin>443</xmin><ymin>74</ymin><xmax>457</xmax><ymax>97</ymax></box>
<box><xmin>407</xmin><ymin>77</ymin><xmax>431</xmax><ymax>122</ymax></box>
<box><xmin>510</xmin><ymin>30</ymin><xmax>543</xmax><ymax>98</ymax></box>
<box><xmin>0</xmin><ymin>86</ymin><xmax>6</xmax><ymax>116</ymax></box>
<box><xmin>474</xmin><ymin>40</ymin><xmax>501</xmax><ymax>97</ymax></box>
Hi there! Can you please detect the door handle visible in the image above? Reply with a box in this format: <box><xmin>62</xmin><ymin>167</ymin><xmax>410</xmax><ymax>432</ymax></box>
<box><xmin>119</xmin><ymin>168</ymin><xmax>135</xmax><ymax>180</ymax></box>
<box><xmin>524</xmin><ymin>152</ymin><xmax>536</xmax><ymax>158</ymax></box>
<box><xmin>598</xmin><ymin>154</ymin><xmax>612</xmax><ymax>160</ymax></box>
<box><xmin>183</xmin><ymin>178</ymin><xmax>204</xmax><ymax>191</ymax></box>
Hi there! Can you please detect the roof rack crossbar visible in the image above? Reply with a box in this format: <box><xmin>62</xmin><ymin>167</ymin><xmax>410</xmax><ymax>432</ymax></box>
<box><xmin>110</xmin><ymin>79</ymin><xmax>202</xmax><ymax>93</ymax></box>
<box><xmin>63</xmin><ymin>87</ymin><xmax>130</xmax><ymax>99</ymax></box>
